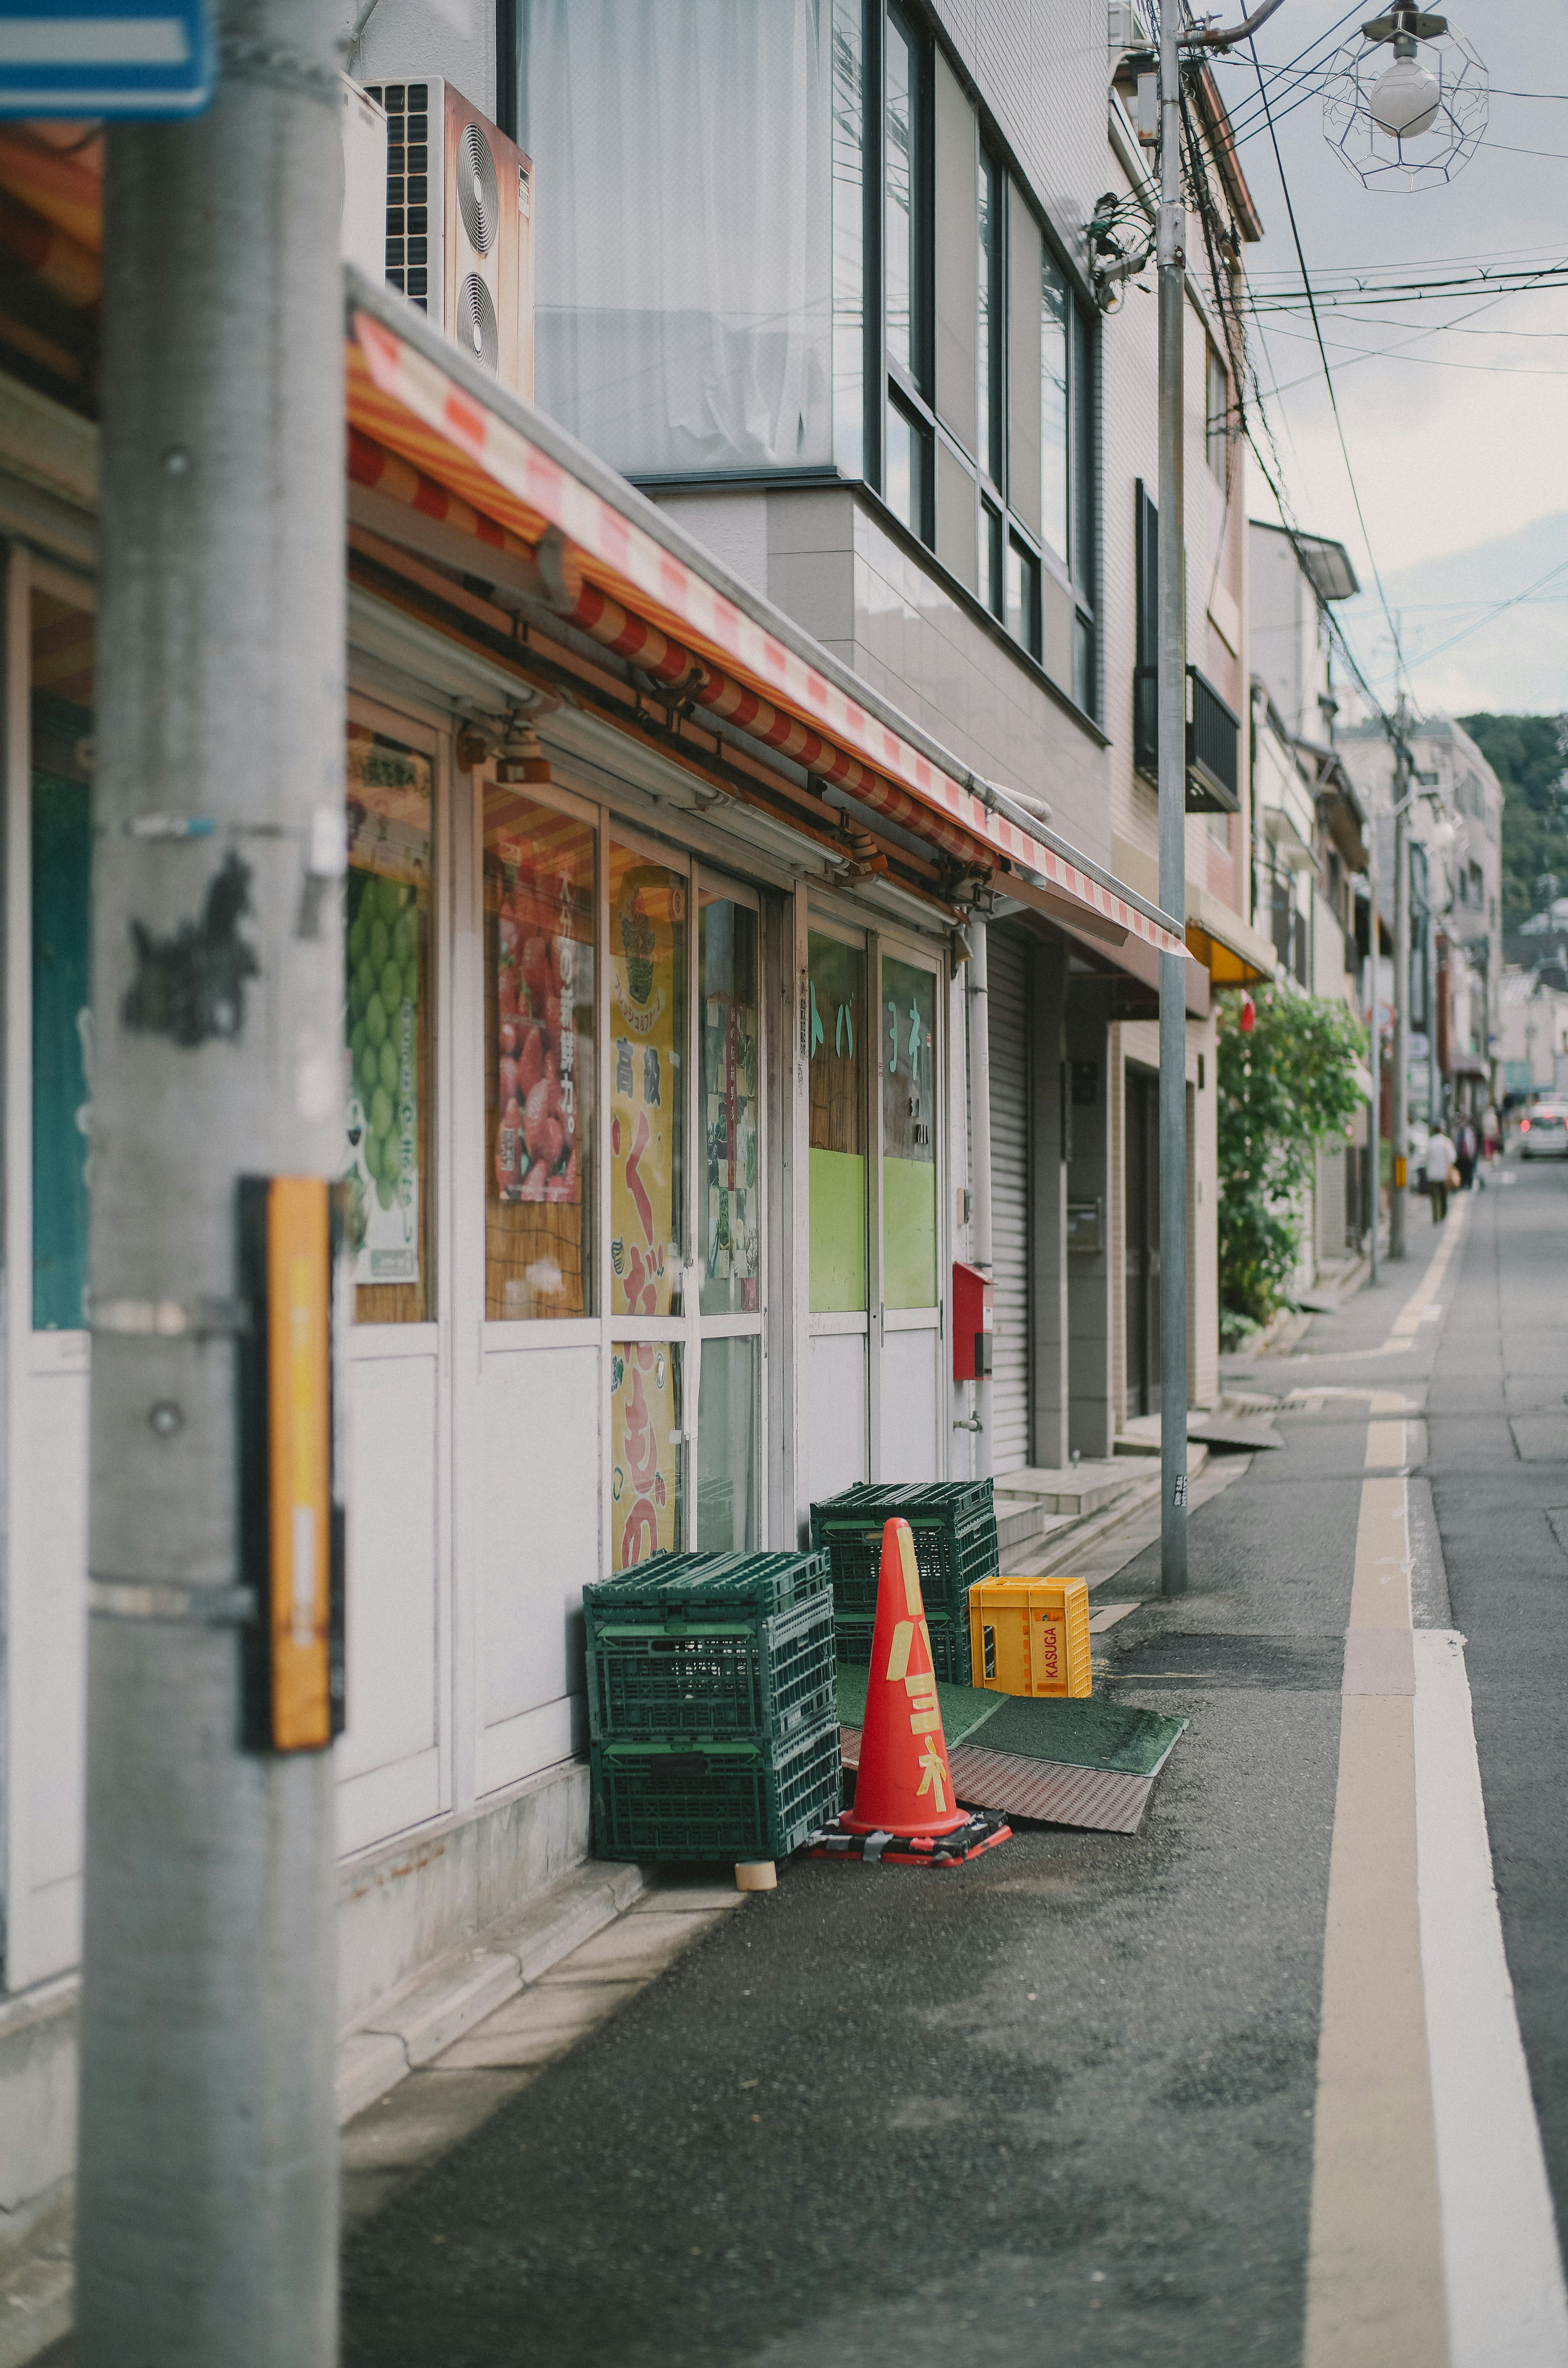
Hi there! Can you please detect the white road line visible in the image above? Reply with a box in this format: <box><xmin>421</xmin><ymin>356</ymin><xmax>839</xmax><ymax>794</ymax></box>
<box><xmin>1414</xmin><ymin>1631</ymin><xmax>1568</xmax><ymax>2368</ymax></box>
<box><xmin>1305</xmin><ymin>1420</ymin><xmax>1568</xmax><ymax>2368</ymax></box>
<box><xmin>1386</xmin><ymin>1200</ymin><xmax>1472</xmax><ymax>1348</ymax></box>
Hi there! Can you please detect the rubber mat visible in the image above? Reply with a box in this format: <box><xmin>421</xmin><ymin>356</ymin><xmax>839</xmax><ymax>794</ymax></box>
<box><xmin>837</xmin><ymin>1730</ymin><xmax>1157</xmax><ymax>1835</ymax></box>
<box><xmin>835</xmin><ymin>1666</ymin><xmax>1185</xmax><ymax>1776</ymax></box>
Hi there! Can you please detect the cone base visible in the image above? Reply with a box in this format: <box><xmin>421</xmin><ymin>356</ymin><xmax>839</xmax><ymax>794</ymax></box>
<box><xmin>810</xmin><ymin>1810</ymin><xmax>1011</xmax><ymax>1868</ymax></box>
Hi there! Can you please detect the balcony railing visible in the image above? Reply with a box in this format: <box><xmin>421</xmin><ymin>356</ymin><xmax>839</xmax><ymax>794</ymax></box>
<box><xmin>1133</xmin><ymin>664</ymin><xmax>1241</xmax><ymax>814</ymax></box>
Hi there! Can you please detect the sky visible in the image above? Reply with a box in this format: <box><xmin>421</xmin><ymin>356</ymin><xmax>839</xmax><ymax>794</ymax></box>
<box><xmin>1213</xmin><ymin>0</ymin><xmax>1568</xmax><ymax>717</ymax></box>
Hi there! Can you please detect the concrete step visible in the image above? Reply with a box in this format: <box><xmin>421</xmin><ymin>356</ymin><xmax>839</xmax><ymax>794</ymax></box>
<box><xmin>993</xmin><ymin>1460</ymin><xmax>1144</xmax><ymax>1520</ymax></box>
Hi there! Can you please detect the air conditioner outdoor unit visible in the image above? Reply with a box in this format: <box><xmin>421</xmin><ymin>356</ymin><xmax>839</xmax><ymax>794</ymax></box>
<box><xmin>359</xmin><ymin>76</ymin><xmax>535</xmax><ymax>398</ymax></box>
<box><xmin>340</xmin><ymin>78</ymin><xmax>389</xmax><ymax>281</ymax></box>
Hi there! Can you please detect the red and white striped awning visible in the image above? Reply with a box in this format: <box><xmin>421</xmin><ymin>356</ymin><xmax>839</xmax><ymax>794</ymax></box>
<box><xmin>347</xmin><ymin>302</ymin><xmax>1186</xmax><ymax>961</ymax></box>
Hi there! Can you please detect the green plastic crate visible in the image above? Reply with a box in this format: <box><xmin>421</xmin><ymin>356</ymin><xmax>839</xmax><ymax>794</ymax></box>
<box><xmin>810</xmin><ymin>1481</ymin><xmax>998</xmax><ymax>1626</ymax></box>
<box><xmin>833</xmin><ymin>1607</ymin><xmax>973</xmax><ymax>1688</ymax></box>
<box><xmin>585</xmin><ymin>1547</ymin><xmax>831</xmax><ymax>1622</ymax></box>
<box><xmin>586</xmin><ymin>1585</ymin><xmax>837</xmax><ymax>1744</ymax></box>
<box><xmin>591</xmin><ymin>1716</ymin><xmax>843</xmax><ymax>1863</ymax></box>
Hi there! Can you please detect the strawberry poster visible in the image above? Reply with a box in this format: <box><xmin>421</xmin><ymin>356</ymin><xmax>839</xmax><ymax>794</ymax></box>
<box><xmin>609</xmin><ymin>857</ymin><xmax>683</xmax><ymax>1318</ymax></box>
<box><xmin>492</xmin><ymin>832</ymin><xmax>581</xmax><ymax>1209</ymax></box>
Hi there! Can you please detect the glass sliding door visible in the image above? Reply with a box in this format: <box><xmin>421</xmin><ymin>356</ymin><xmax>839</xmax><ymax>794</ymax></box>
<box><xmin>695</xmin><ymin>882</ymin><xmax>763</xmax><ymax>1553</ymax></box>
<box><xmin>877</xmin><ymin>945</ymin><xmax>943</xmax><ymax>1481</ymax></box>
<box><xmin>807</xmin><ymin>923</ymin><xmax>870</xmax><ymax>1499</ymax></box>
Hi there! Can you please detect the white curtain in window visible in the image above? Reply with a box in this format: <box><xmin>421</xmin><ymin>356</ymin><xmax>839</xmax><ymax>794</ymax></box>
<box><xmin>520</xmin><ymin>0</ymin><xmax>833</xmax><ymax>475</ymax></box>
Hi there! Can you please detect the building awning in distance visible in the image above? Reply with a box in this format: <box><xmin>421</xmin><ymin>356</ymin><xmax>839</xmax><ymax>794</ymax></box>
<box><xmin>1184</xmin><ymin>885</ymin><xmax>1278</xmax><ymax>987</ymax></box>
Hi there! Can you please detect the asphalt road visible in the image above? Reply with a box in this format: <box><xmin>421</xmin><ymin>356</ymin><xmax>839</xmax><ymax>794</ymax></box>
<box><xmin>340</xmin><ymin>1205</ymin><xmax>1508</xmax><ymax>2368</ymax></box>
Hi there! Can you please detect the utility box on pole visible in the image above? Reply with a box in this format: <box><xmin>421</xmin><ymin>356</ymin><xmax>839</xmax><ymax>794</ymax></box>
<box><xmin>75</xmin><ymin>2</ymin><xmax>345</xmax><ymax>2357</ymax></box>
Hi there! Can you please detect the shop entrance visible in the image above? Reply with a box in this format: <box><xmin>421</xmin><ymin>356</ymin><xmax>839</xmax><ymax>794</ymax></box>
<box><xmin>1125</xmin><ymin>1062</ymin><xmax>1161</xmax><ymax>1418</ymax></box>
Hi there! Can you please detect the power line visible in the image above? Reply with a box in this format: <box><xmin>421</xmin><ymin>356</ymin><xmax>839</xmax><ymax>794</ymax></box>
<box><xmin>1363</xmin><ymin>553</ymin><xmax>1568</xmax><ymax>684</ymax></box>
<box><xmin>1247</xmin><ymin>32</ymin><xmax>1408</xmax><ymax>689</ymax></box>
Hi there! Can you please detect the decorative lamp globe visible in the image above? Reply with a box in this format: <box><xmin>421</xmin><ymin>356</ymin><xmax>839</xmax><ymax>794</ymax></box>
<box><xmin>1369</xmin><ymin>53</ymin><xmax>1442</xmax><ymax>137</ymax></box>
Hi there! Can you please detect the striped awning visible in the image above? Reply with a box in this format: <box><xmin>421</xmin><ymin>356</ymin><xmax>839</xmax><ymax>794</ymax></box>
<box><xmin>346</xmin><ymin>290</ymin><xmax>1187</xmax><ymax>962</ymax></box>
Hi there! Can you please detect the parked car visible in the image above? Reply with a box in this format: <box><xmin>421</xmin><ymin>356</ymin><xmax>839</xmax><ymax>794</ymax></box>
<box><xmin>1521</xmin><ymin>1109</ymin><xmax>1568</xmax><ymax>1159</ymax></box>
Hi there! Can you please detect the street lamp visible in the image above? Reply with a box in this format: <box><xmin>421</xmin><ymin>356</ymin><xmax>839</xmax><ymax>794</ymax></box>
<box><xmin>1323</xmin><ymin>5</ymin><xmax>1487</xmax><ymax>191</ymax></box>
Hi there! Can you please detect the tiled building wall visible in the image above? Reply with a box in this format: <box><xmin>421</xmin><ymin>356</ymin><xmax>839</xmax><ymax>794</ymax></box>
<box><xmin>931</xmin><ymin>0</ymin><xmax>1107</xmax><ymax>262</ymax></box>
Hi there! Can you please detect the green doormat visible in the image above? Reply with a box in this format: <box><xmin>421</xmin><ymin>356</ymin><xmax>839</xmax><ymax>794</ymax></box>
<box><xmin>835</xmin><ymin>1666</ymin><xmax>1185</xmax><ymax>1779</ymax></box>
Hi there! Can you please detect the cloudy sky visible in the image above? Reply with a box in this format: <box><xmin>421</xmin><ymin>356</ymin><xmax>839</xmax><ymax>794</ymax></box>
<box><xmin>1218</xmin><ymin>0</ymin><xmax>1568</xmax><ymax>716</ymax></box>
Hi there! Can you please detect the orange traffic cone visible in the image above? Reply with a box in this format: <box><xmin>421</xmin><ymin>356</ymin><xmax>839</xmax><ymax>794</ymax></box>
<box><xmin>815</xmin><ymin>1517</ymin><xmax>1010</xmax><ymax>1868</ymax></box>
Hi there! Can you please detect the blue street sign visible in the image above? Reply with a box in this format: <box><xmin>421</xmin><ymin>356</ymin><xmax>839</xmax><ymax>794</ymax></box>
<box><xmin>0</xmin><ymin>0</ymin><xmax>214</xmax><ymax>118</ymax></box>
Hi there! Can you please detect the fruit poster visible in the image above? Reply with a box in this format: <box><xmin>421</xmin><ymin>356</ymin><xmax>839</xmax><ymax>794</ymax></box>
<box><xmin>610</xmin><ymin>1341</ymin><xmax>681</xmax><ymax>1566</ymax></box>
<box><xmin>492</xmin><ymin>828</ymin><xmax>582</xmax><ymax>1210</ymax></box>
<box><xmin>610</xmin><ymin>858</ymin><xmax>682</xmax><ymax>1317</ymax></box>
<box><xmin>704</xmin><ymin>976</ymin><xmax>758</xmax><ymax>1308</ymax></box>
<box><xmin>343</xmin><ymin>733</ymin><xmax>430</xmax><ymax>1289</ymax></box>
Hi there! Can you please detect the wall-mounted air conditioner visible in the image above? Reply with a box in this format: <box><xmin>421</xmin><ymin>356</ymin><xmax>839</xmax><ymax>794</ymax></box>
<box><xmin>359</xmin><ymin>76</ymin><xmax>535</xmax><ymax>399</ymax></box>
<box><xmin>341</xmin><ymin>78</ymin><xmax>389</xmax><ymax>281</ymax></box>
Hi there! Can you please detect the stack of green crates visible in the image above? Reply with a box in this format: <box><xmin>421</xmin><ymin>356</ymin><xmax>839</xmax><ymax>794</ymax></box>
<box><xmin>808</xmin><ymin>1480</ymin><xmax>999</xmax><ymax>1686</ymax></box>
<box><xmin>585</xmin><ymin>1550</ymin><xmax>842</xmax><ymax>1864</ymax></box>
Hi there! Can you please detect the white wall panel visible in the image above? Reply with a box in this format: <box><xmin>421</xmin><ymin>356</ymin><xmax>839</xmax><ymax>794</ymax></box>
<box><xmin>338</xmin><ymin>1350</ymin><xmax>441</xmax><ymax>1787</ymax></box>
<box><xmin>478</xmin><ymin>1342</ymin><xmax>600</xmax><ymax>1748</ymax></box>
<box><xmin>808</xmin><ymin>1331</ymin><xmax>868</xmax><ymax>1504</ymax></box>
<box><xmin>879</xmin><ymin>1325</ymin><xmax>940</xmax><ymax>1483</ymax></box>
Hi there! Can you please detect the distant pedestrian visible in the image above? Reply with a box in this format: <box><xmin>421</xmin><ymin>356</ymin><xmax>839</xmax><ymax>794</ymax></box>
<box><xmin>1483</xmin><ymin>1103</ymin><xmax>1500</xmax><ymax>1160</ymax></box>
<box><xmin>1425</xmin><ymin>1125</ymin><xmax>1456</xmax><ymax>1223</ymax></box>
<box><xmin>1457</xmin><ymin>1120</ymin><xmax>1478</xmax><ymax>1191</ymax></box>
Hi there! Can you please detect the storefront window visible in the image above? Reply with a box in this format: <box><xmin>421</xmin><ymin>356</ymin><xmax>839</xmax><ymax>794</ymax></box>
<box><xmin>344</xmin><ymin>725</ymin><xmax>432</xmax><ymax>1323</ymax></box>
<box><xmin>609</xmin><ymin>843</ymin><xmax>686</xmax><ymax>1318</ymax></box>
<box><xmin>697</xmin><ymin>1335</ymin><xmax>758</xmax><ymax>1553</ymax></box>
<box><xmin>484</xmin><ymin>789</ymin><xmax>596</xmax><ymax>1318</ymax></box>
<box><xmin>610</xmin><ymin>1339</ymin><xmax>683</xmax><ymax>1565</ymax></box>
<box><xmin>699</xmin><ymin>893</ymin><xmax>759</xmax><ymax>1317</ymax></box>
<box><xmin>31</xmin><ymin>591</ymin><xmax>95</xmax><ymax>1331</ymax></box>
<box><xmin>881</xmin><ymin>957</ymin><xmax>936</xmax><ymax>1306</ymax></box>
<box><xmin>808</xmin><ymin>930</ymin><xmax>866</xmax><ymax>1311</ymax></box>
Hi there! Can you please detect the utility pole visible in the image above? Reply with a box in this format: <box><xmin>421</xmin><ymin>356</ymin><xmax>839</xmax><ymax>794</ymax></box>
<box><xmin>1390</xmin><ymin>704</ymin><xmax>1412</xmax><ymax>1259</ymax></box>
<box><xmin>1156</xmin><ymin>0</ymin><xmax>1189</xmax><ymax>1594</ymax></box>
<box><xmin>76</xmin><ymin>2</ymin><xmax>344</xmax><ymax>2360</ymax></box>
<box><xmin>1366</xmin><ymin>807</ymin><xmax>1380</xmax><ymax>1283</ymax></box>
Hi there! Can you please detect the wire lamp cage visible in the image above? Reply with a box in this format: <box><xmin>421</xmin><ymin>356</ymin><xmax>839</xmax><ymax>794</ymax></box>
<box><xmin>1323</xmin><ymin>6</ymin><xmax>1487</xmax><ymax>192</ymax></box>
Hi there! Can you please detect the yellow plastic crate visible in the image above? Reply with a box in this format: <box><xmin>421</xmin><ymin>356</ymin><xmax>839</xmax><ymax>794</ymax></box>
<box><xmin>968</xmin><ymin>1576</ymin><xmax>1092</xmax><ymax>1700</ymax></box>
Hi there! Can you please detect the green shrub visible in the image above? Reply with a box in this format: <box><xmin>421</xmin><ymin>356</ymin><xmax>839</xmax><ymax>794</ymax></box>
<box><xmin>1218</xmin><ymin>988</ymin><xmax>1366</xmax><ymax>1323</ymax></box>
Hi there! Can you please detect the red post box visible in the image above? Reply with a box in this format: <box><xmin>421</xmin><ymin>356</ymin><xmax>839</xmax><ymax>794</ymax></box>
<box><xmin>952</xmin><ymin>1260</ymin><xmax>993</xmax><ymax>1382</ymax></box>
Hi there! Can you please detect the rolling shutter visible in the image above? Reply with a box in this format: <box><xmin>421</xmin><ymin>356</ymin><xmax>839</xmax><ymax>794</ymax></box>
<box><xmin>987</xmin><ymin>927</ymin><xmax>1030</xmax><ymax>1474</ymax></box>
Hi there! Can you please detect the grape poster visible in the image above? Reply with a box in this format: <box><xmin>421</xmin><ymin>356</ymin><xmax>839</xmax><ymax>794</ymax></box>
<box><xmin>609</xmin><ymin>858</ymin><xmax>682</xmax><ymax>1318</ymax></box>
<box><xmin>343</xmin><ymin>732</ymin><xmax>430</xmax><ymax>1290</ymax></box>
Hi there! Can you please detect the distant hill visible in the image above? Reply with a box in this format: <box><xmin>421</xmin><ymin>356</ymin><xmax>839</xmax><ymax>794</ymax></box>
<box><xmin>1337</xmin><ymin>513</ymin><xmax>1568</xmax><ymax>718</ymax></box>
<box><xmin>1457</xmin><ymin>713</ymin><xmax>1568</xmax><ymax>923</ymax></box>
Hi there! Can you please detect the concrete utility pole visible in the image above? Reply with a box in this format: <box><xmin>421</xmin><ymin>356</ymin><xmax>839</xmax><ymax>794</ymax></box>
<box><xmin>1390</xmin><ymin>705</ymin><xmax>1412</xmax><ymax>1260</ymax></box>
<box><xmin>1366</xmin><ymin>808</ymin><xmax>1380</xmax><ymax>1283</ymax></box>
<box><xmin>1156</xmin><ymin>0</ymin><xmax>1188</xmax><ymax>1594</ymax></box>
<box><xmin>76</xmin><ymin>2</ymin><xmax>344</xmax><ymax>2360</ymax></box>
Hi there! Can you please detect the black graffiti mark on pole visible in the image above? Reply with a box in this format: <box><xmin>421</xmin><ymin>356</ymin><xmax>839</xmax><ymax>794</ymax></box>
<box><xmin>123</xmin><ymin>851</ymin><xmax>261</xmax><ymax>1046</ymax></box>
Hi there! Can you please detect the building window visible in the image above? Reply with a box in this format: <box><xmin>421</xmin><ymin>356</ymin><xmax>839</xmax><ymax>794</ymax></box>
<box><xmin>30</xmin><ymin>588</ymin><xmax>94</xmax><ymax>1332</ymax></box>
<box><xmin>832</xmin><ymin>0</ymin><xmax>867</xmax><ymax>479</ymax></box>
<box><xmin>980</xmin><ymin>498</ymin><xmax>1004</xmax><ymax>620</ymax></box>
<box><xmin>885</xmin><ymin>391</ymin><xmax>927</xmax><ymax>537</ymax></box>
<box><xmin>1206</xmin><ymin>342</ymin><xmax>1229</xmax><ymax>481</ymax></box>
<box><xmin>1041</xmin><ymin>252</ymin><xmax>1069</xmax><ymax>565</ymax></box>
<box><xmin>882</xmin><ymin>4</ymin><xmax>933</xmax><ymax>542</ymax></box>
<box><xmin>1006</xmin><ymin>533</ymin><xmax>1040</xmax><ymax>654</ymax></box>
<box><xmin>976</xmin><ymin>145</ymin><xmax>1002</xmax><ymax>495</ymax></box>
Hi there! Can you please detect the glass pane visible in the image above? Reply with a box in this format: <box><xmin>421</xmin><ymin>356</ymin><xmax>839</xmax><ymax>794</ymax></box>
<box><xmin>611</xmin><ymin>1340</ymin><xmax>683</xmax><ymax>1567</ymax></box>
<box><xmin>808</xmin><ymin>931</ymin><xmax>866</xmax><ymax>1311</ymax></box>
<box><xmin>1041</xmin><ymin>251</ymin><xmax>1069</xmax><ymax>565</ymax></box>
<box><xmin>31</xmin><ymin>590</ymin><xmax>95</xmax><ymax>1332</ymax></box>
<box><xmin>610</xmin><ymin>844</ymin><xmax>686</xmax><ymax>1318</ymax></box>
<box><xmin>344</xmin><ymin>727</ymin><xmax>432</xmax><ymax>1322</ymax></box>
<box><xmin>977</xmin><ymin>149</ymin><xmax>996</xmax><ymax>485</ymax></box>
<box><xmin>1071</xmin><ymin>300</ymin><xmax>1093</xmax><ymax>591</ymax></box>
<box><xmin>699</xmin><ymin>894</ymin><xmax>760</xmax><ymax>1316</ymax></box>
<box><xmin>697</xmin><ymin>1336</ymin><xmax>758</xmax><ymax>1555</ymax></box>
<box><xmin>882</xmin><ymin>957</ymin><xmax>937</xmax><ymax>1307</ymax></box>
<box><xmin>981</xmin><ymin>502</ymin><xmax>1003</xmax><ymax>621</ymax></box>
<box><xmin>885</xmin><ymin>10</ymin><xmax>914</xmax><ymax>378</ymax></box>
<box><xmin>831</xmin><ymin>0</ymin><xmax>866</xmax><ymax>479</ymax></box>
<box><xmin>484</xmin><ymin>787</ymin><xmax>596</xmax><ymax>1318</ymax></box>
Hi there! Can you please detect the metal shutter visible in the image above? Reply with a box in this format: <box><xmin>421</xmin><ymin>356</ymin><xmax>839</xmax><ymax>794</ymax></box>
<box><xmin>987</xmin><ymin>928</ymin><xmax>1030</xmax><ymax>1474</ymax></box>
